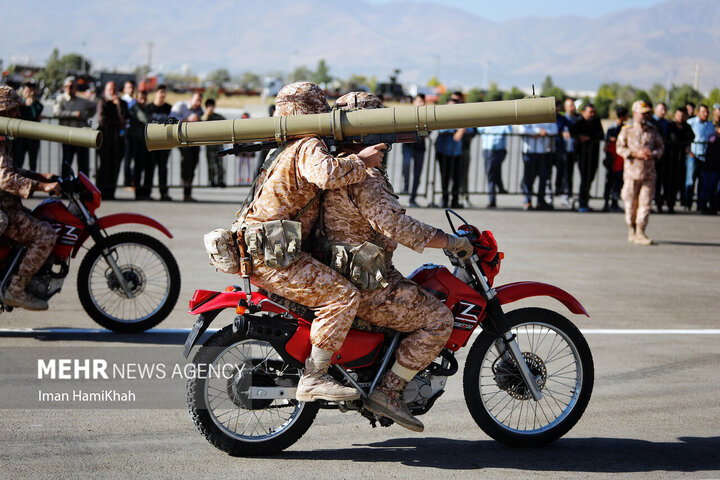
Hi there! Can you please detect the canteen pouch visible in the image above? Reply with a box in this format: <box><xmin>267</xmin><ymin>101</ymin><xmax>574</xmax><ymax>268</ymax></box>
<box><xmin>204</xmin><ymin>228</ymin><xmax>241</xmax><ymax>274</ymax></box>
<box><xmin>246</xmin><ymin>220</ymin><xmax>302</xmax><ymax>269</ymax></box>
<box><xmin>330</xmin><ymin>241</ymin><xmax>388</xmax><ymax>291</ymax></box>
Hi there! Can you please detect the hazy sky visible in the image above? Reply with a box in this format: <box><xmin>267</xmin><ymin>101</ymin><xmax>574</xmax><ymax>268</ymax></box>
<box><xmin>366</xmin><ymin>0</ymin><xmax>666</xmax><ymax>21</ymax></box>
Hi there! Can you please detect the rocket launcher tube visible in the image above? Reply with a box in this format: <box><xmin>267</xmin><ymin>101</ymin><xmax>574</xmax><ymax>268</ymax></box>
<box><xmin>145</xmin><ymin>97</ymin><xmax>556</xmax><ymax>151</ymax></box>
<box><xmin>0</xmin><ymin>117</ymin><xmax>103</xmax><ymax>149</ymax></box>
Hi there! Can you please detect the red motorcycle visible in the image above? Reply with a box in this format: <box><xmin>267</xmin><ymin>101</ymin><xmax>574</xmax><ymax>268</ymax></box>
<box><xmin>183</xmin><ymin>211</ymin><xmax>593</xmax><ymax>455</ymax></box>
<box><xmin>0</xmin><ymin>171</ymin><xmax>180</xmax><ymax>332</ymax></box>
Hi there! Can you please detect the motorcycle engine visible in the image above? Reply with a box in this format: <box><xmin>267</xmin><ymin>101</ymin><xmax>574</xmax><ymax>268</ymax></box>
<box><xmin>27</xmin><ymin>257</ymin><xmax>68</xmax><ymax>300</ymax></box>
<box><xmin>403</xmin><ymin>372</ymin><xmax>447</xmax><ymax>412</ymax></box>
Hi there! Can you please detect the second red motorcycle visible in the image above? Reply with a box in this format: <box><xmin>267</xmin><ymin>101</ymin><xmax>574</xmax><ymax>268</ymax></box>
<box><xmin>0</xmin><ymin>170</ymin><xmax>180</xmax><ymax>332</ymax></box>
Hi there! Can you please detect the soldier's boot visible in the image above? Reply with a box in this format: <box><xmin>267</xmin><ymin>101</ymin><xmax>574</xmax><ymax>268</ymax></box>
<box><xmin>364</xmin><ymin>371</ymin><xmax>424</xmax><ymax>432</ymax></box>
<box><xmin>3</xmin><ymin>275</ymin><xmax>48</xmax><ymax>311</ymax></box>
<box><xmin>296</xmin><ymin>349</ymin><xmax>360</xmax><ymax>402</ymax></box>
<box><xmin>627</xmin><ymin>224</ymin><xmax>636</xmax><ymax>243</ymax></box>
<box><xmin>633</xmin><ymin>226</ymin><xmax>653</xmax><ymax>246</ymax></box>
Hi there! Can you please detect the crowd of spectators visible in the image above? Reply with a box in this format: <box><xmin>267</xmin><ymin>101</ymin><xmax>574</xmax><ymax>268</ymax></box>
<box><xmin>5</xmin><ymin>79</ymin><xmax>720</xmax><ymax>213</ymax></box>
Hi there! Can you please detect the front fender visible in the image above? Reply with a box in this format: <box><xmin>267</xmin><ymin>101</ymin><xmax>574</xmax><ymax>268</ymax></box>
<box><xmin>495</xmin><ymin>281</ymin><xmax>589</xmax><ymax>317</ymax></box>
<box><xmin>71</xmin><ymin>213</ymin><xmax>173</xmax><ymax>257</ymax></box>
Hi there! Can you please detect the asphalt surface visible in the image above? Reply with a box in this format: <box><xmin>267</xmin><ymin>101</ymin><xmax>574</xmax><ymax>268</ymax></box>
<box><xmin>1</xmin><ymin>189</ymin><xmax>719</xmax><ymax>479</ymax></box>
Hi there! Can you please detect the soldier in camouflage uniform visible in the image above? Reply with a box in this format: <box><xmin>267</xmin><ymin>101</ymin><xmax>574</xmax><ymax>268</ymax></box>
<box><xmin>316</xmin><ymin>92</ymin><xmax>472</xmax><ymax>432</ymax></box>
<box><xmin>241</xmin><ymin>82</ymin><xmax>386</xmax><ymax>402</ymax></box>
<box><xmin>617</xmin><ymin>100</ymin><xmax>664</xmax><ymax>246</ymax></box>
<box><xmin>0</xmin><ymin>86</ymin><xmax>59</xmax><ymax>310</ymax></box>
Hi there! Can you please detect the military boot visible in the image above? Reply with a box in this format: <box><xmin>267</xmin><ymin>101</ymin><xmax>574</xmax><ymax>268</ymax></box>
<box><xmin>3</xmin><ymin>275</ymin><xmax>48</xmax><ymax>311</ymax></box>
<box><xmin>627</xmin><ymin>224</ymin><xmax>636</xmax><ymax>243</ymax></box>
<box><xmin>295</xmin><ymin>355</ymin><xmax>360</xmax><ymax>402</ymax></box>
<box><xmin>364</xmin><ymin>371</ymin><xmax>424</xmax><ymax>432</ymax></box>
<box><xmin>633</xmin><ymin>226</ymin><xmax>653</xmax><ymax>246</ymax></box>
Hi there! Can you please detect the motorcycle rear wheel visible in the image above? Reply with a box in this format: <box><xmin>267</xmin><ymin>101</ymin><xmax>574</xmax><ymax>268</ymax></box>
<box><xmin>77</xmin><ymin>231</ymin><xmax>180</xmax><ymax>333</ymax></box>
<box><xmin>464</xmin><ymin>307</ymin><xmax>594</xmax><ymax>447</ymax></box>
<box><xmin>187</xmin><ymin>325</ymin><xmax>319</xmax><ymax>456</ymax></box>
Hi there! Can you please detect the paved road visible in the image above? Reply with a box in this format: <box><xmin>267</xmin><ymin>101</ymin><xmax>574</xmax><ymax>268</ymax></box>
<box><xmin>1</xmin><ymin>190</ymin><xmax>719</xmax><ymax>479</ymax></box>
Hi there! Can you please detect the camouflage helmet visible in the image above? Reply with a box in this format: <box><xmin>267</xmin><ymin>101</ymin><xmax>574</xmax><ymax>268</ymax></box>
<box><xmin>631</xmin><ymin>100</ymin><xmax>652</xmax><ymax>114</ymax></box>
<box><xmin>274</xmin><ymin>82</ymin><xmax>330</xmax><ymax>117</ymax></box>
<box><xmin>334</xmin><ymin>91</ymin><xmax>384</xmax><ymax>110</ymax></box>
<box><xmin>0</xmin><ymin>86</ymin><xmax>22</xmax><ymax>113</ymax></box>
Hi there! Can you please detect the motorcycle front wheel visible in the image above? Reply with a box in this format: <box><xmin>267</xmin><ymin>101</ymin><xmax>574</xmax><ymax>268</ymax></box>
<box><xmin>77</xmin><ymin>231</ymin><xmax>180</xmax><ymax>333</ymax></box>
<box><xmin>464</xmin><ymin>307</ymin><xmax>594</xmax><ymax>447</ymax></box>
<box><xmin>187</xmin><ymin>325</ymin><xmax>319</xmax><ymax>456</ymax></box>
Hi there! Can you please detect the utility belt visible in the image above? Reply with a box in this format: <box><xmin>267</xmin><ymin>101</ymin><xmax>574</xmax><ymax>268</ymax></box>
<box><xmin>204</xmin><ymin>220</ymin><xmax>303</xmax><ymax>274</ymax></box>
<box><xmin>326</xmin><ymin>241</ymin><xmax>389</xmax><ymax>291</ymax></box>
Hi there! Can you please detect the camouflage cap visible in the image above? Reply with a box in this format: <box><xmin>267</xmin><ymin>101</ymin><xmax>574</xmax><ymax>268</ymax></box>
<box><xmin>632</xmin><ymin>100</ymin><xmax>652</xmax><ymax>114</ymax></box>
<box><xmin>0</xmin><ymin>86</ymin><xmax>22</xmax><ymax>112</ymax></box>
<box><xmin>274</xmin><ymin>82</ymin><xmax>330</xmax><ymax>116</ymax></box>
<box><xmin>334</xmin><ymin>91</ymin><xmax>384</xmax><ymax>110</ymax></box>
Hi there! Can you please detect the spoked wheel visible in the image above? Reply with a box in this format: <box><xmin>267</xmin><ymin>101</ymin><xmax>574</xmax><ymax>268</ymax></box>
<box><xmin>187</xmin><ymin>325</ymin><xmax>318</xmax><ymax>456</ymax></box>
<box><xmin>464</xmin><ymin>307</ymin><xmax>594</xmax><ymax>447</ymax></box>
<box><xmin>77</xmin><ymin>232</ymin><xmax>180</xmax><ymax>332</ymax></box>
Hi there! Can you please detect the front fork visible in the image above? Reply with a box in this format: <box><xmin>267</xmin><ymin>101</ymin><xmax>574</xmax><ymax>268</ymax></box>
<box><xmin>469</xmin><ymin>255</ymin><xmax>543</xmax><ymax>401</ymax></box>
<box><xmin>75</xmin><ymin>196</ymin><xmax>134</xmax><ymax>299</ymax></box>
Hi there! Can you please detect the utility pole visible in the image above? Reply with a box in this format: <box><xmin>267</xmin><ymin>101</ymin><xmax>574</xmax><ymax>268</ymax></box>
<box><xmin>693</xmin><ymin>63</ymin><xmax>700</xmax><ymax>91</ymax></box>
<box><xmin>147</xmin><ymin>42</ymin><xmax>154</xmax><ymax>72</ymax></box>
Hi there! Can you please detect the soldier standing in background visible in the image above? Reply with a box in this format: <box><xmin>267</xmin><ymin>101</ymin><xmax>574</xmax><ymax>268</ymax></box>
<box><xmin>0</xmin><ymin>86</ymin><xmax>59</xmax><ymax>310</ymax></box>
<box><xmin>238</xmin><ymin>82</ymin><xmax>385</xmax><ymax>404</ymax></box>
<box><xmin>570</xmin><ymin>104</ymin><xmax>604</xmax><ymax>212</ymax></box>
<box><xmin>317</xmin><ymin>92</ymin><xmax>470</xmax><ymax>432</ymax></box>
<box><xmin>13</xmin><ymin>83</ymin><xmax>43</xmax><ymax>171</ymax></box>
<box><xmin>171</xmin><ymin>90</ymin><xmax>204</xmax><ymax>202</ymax></box>
<box><xmin>145</xmin><ymin>84</ymin><xmax>173</xmax><ymax>201</ymax></box>
<box><xmin>616</xmin><ymin>100</ymin><xmax>664</xmax><ymax>245</ymax></box>
<box><xmin>201</xmin><ymin>98</ymin><xmax>226</xmax><ymax>188</ymax></box>
<box><xmin>96</xmin><ymin>81</ymin><xmax>128</xmax><ymax>200</ymax></box>
<box><xmin>53</xmin><ymin>76</ymin><xmax>96</xmax><ymax>178</ymax></box>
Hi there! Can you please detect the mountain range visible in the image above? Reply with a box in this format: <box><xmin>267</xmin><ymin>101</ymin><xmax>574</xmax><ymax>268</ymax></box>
<box><xmin>1</xmin><ymin>0</ymin><xmax>718</xmax><ymax>92</ymax></box>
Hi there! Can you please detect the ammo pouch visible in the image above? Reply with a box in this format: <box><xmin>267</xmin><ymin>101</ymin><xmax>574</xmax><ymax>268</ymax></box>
<box><xmin>330</xmin><ymin>241</ymin><xmax>388</xmax><ymax>291</ymax></box>
<box><xmin>204</xmin><ymin>229</ymin><xmax>241</xmax><ymax>274</ymax></box>
<box><xmin>245</xmin><ymin>220</ymin><xmax>302</xmax><ymax>269</ymax></box>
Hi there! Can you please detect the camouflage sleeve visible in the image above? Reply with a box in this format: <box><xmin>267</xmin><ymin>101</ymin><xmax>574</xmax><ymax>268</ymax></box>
<box><xmin>351</xmin><ymin>170</ymin><xmax>437</xmax><ymax>253</ymax></box>
<box><xmin>0</xmin><ymin>147</ymin><xmax>37</xmax><ymax>198</ymax></box>
<box><xmin>296</xmin><ymin>137</ymin><xmax>366</xmax><ymax>189</ymax></box>
<box><xmin>616</xmin><ymin>128</ymin><xmax>632</xmax><ymax>160</ymax></box>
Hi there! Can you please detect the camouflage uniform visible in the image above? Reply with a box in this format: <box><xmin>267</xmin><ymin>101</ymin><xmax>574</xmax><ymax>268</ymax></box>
<box><xmin>321</xmin><ymin>166</ymin><xmax>453</xmax><ymax>371</ymax></box>
<box><xmin>244</xmin><ymin>83</ymin><xmax>367</xmax><ymax>352</ymax></box>
<box><xmin>616</xmin><ymin>121</ymin><xmax>664</xmax><ymax>229</ymax></box>
<box><xmin>0</xmin><ymin>143</ymin><xmax>57</xmax><ymax>296</ymax></box>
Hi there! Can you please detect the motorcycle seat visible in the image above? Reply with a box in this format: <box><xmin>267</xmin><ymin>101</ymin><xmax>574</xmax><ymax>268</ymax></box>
<box><xmin>258</xmin><ymin>289</ymin><xmax>396</xmax><ymax>335</ymax></box>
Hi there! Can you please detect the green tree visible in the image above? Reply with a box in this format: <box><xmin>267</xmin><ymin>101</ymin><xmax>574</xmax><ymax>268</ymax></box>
<box><xmin>60</xmin><ymin>53</ymin><xmax>92</xmax><ymax>72</ymax></box>
<box><xmin>649</xmin><ymin>83</ymin><xmax>668</xmax><ymax>106</ymax></box>
<box><xmin>633</xmin><ymin>90</ymin><xmax>652</xmax><ymax>105</ymax></box>
<box><xmin>503</xmin><ymin>86</ymin><xmax>526</xmax><ymax>100</ymax></box>
<box><xmin>706</xmin><ymin>88</ymin><xmax>720</xmax><ymax>108</ymax></box>
<box><xmin>486</xmin><ymin>82</ymin><xmax>503</xmax><ymax>101</ymax></box>
<box><xmin>341</xmin><ymin>74</ymin><xmax>369</xmax><ymax>91</ymax></box>
<box><xmin>465</xmin><ymin>88</ymin><xmax>483</xmax><ymax>103</ymax></box>
<box><xmin>238</xmin><ymin>72</ymin><xmax>262</xmax><ymax>90</ymax></box>
<box><xmin>312</xmin><ymin>59</ymin><xmax>332</xmax><ymax>87</ymax></box>
<box><xmin>669</xmin><ymin>84</ymin><xmax>703</xmax><ymax>112</ymax></box>
<box><xmin>36</xmin><ymin>49</ymin><xmax>92</xmax><ymax>92</ymax></box>
<box><xmin>595</xmin><ymin>83</ymin><xmax>616</xmax><ymax>118</ymax></box>
<box><xmin>427</xmin><ymin>76</ymin><xmax>440</xmax><ymax>87</ymax></box>
<box><xmin>207</xmin><ymin>68</ymin><xmax>231</xmax><ymax>87</ymax></box>
<box><xmin>540</xmin><ymin>75</ymin><xmax>565</xmax><ymax>100</ymax></box>
<box><xmin>291</xmin><ymin>65</ymin><xmax>313</xmax><ymax>82</ymax></box>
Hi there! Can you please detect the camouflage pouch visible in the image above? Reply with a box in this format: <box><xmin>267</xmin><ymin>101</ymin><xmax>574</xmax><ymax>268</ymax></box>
<box><xmin>248</xmin><ymin>220</ymin><xmax>302</xmax><ymax>269</ymax></box>
<box><xmin>330</xmin><ymin>241</ymin><xmax>388</xmax><ymax>291</ymax></box>
<box><xmin>203</xmin><ymin>228</ymin><xmax>240</xmax><ymax>274</ymax></box>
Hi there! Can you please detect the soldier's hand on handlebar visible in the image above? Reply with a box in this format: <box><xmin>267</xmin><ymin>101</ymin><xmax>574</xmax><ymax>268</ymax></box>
<box><xmin>357</xmin><ymin>143</ymin><xmax>386</xmax><ymax>169</ymax></box>
<box><xmin>445</xmin><ymin>234</ymin><xmax>473</xmax><ymax>260</ymax></box>
<box><xmin>40</xmin><ymin>181</ymin><xmax>61</xmax><ymax>196</ymax></box>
